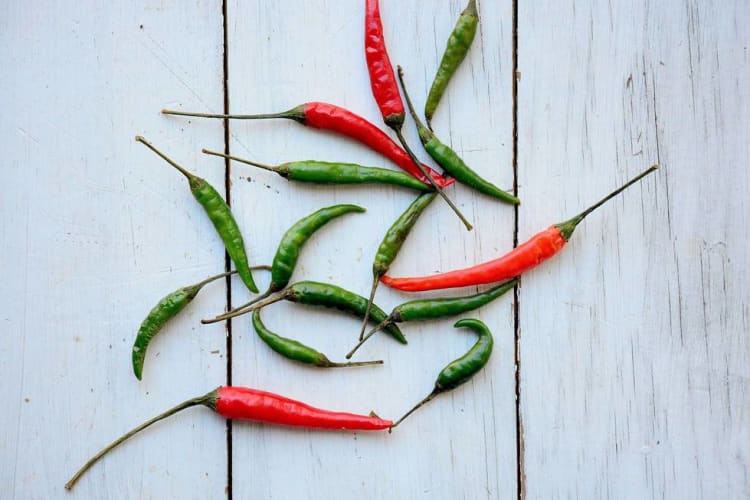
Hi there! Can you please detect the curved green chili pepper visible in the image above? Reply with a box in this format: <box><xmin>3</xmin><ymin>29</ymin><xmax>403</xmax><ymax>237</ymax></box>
<box><xmin>230</xmin><ymin>204</ymin><xmax>366</xmax><ymax>312</ymax></box>
<box><xmin>391</xmin><ymin>318</ymin><xmax>493</xmax><ymax>428</ymax></box>
<box><xmin>205</xmin><ymin>281</ymin><xmax>407</xmax><ymax>345</ymax></box>
<box><xmin>202</xmin><ymin>149</ymin><xmax>433</xmax><ymax>193</ymax></box>
<box><xmin>271</xmin><ymin>205</ymin><xmax>365</xmax><ymax>292</ymax></box>
<box><xmin>251</xmin><ymin>309</ymin><xmax>383</xmax><ymax>368</ymax></box>
<box><xmin>347</xmin><ymin>278</ymin><xmax>516</xmax><ymax>359</ymax></box>
<box><xmin>398</xmin><ymin>68</ymin><xmax>520</xmax><ymax>205</ymax></box>
<box><xmin>424</xmin><ymin>0</ymin><xmax>479</xmax><ymax>128</ymax></box>
<box><xmin>358</xmin><ymin>191</ymin><xmax>437</xmax><ymax>340</ymax></box>
<box><xmin>436</xmin><ymin>318</ymin><xmax>493</xmax><ymax>390</ymax></box>
<box><xmin>132</xmin><ymin>266</ymin><xmax>271</xmax><ymax>380</ymax></box>
<box><xmin>135</xmin><ymin>136</ymin><xmax>260</xmax><ymax>293</ymax></box>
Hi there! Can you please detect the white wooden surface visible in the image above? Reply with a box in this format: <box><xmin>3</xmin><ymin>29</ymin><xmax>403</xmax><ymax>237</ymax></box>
<box><xmin>1</xmin><ymin>2</ymin><xmax>228</xmax><ymax>498</ymax></box>
<box><xmin>518</xmin><ymin>0</ymin><xmax>749</xmax><ymax>498</ymax></box>
<box><xmin>1</xmin><ymin>1</ymin><xmax>747</xmax><ymax>499</ymax></box>
<box><xmin>224</xmin><ymin>1</ymin><xmax>515</xmax><ymax>499</ymax></box>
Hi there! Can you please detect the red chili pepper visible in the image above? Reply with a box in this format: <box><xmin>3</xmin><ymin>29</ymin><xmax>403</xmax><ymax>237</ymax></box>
<box><xmin>364</xmin><ymin>0</ymin><xmax>405</xmax><ymax>128</ymax></box>
<box><xmin>381</xmin><ymin>165</ymin><xmax>658</xmax><ymax>291</ymax></box>
<box><xmin>363</xmin><ymin>0</ymin><xmax>472</xmax><ymax>230</ymax></box>
<box><xmin>161</xmin><ymin>102</ymin><xmax>453</xmax><ymax>189</ymax></box>
<box><xmin>215</xmin><ymin>386</ymin><xmax>391</xmax><ymax>430</ymax></box>
<box><xmin>65</xmin><ymin>386</ymin><xmax>392</xmax><ymax>490</ymax></box>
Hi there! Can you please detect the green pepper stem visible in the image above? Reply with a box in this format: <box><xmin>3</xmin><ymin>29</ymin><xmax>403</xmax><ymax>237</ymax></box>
<box><xmin>202</xmin><ymin>149</ymin><xmax>280</xmax><ymax>173</ymax></box>
<box><xmin>346</xmin><ymin>315</ymin><xmax>393</xmax><ymax>359</ymax></box>
<box><xmin>64</xmin><ymin>390</ymin><xmax>216</xmax><ymax>491</ymax></box>
<box><xmin>556</xmin><ymin>164</ymin><xmax>659</xmax><ymax>240</ymax></box>
<box><xmin>358</xmin><ymin>276</ymin><xmax>381</xmax><ymax>341</ymax></box>
<box><xmin>193</xmin><ymin>264</ymin><xmax>271</xmax><ymax>288</ymax></box>
<box><xmin>191</xmin><ymin>270</ymin><xmax>235</xmax><ymax>289</ymax></box>
<box><xmin>135</xmin><ymin>136</ymin><xmax>196</xmax><ymax>181</ymax></box>
<box><xmin>217</xmin><ymin>287</ymin><xmax>274</xmax><ymax>318</ymax></box>
<box><xmin>390</xmin><ymin>389</ymin><xmax>439</xmax><ymax>430</ymax></box>
<box><xmin>191</xmin><ymin>265</ymin><xmax>270</xmax><ymax>290</ymax></box>
<box><xmin>202</xmin><ymin>290</ymin><xmax>285</xmax><ymax>324</ymax></box>
<box><xmin>465</xmin><ymin>0</ymin><xmax>478</xmax><ymax>17</ymax></box>
<box><xmin>393</xmin><ymin>127</ymin><xmax>473</xmax><ymax>231</ymax></box>
<box><xmin>323</xmin><ymin>359</ymin><xmax>384</xmax><ymax>368</ymax></box>
<box><xmin>397</xmin><ymin>66</ymin><xmax>432</xmax><ymax>141</ymax></box>
<box><xmin>162</xmin><ymin>109</ymin><xmax>299</xmax><ymax>121</ymax></box>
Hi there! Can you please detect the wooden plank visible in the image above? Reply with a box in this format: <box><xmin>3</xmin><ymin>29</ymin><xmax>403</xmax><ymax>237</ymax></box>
<box><xmin>0</xmin><ymin>2</ymin><xmax>228</xmax><ymax>497</ymax></box>
<box><xmin>517</xmin><ymin>0</ymin><xmax>750</xmax><ymax>497</ymax></box>
<box><xmin>223</xmin><ymin>1</ymin><xmax>517</xmax><ymax>498</ymax></box>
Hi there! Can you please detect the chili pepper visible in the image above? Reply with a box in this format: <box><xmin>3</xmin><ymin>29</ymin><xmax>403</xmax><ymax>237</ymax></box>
<box><xmin>204</xmin><ymin>281</ymin><xmax>407</xmax><ymax>345</ymax></box>
<box><xmin>132</xmin><ymin>266</ymin><xmax>271</xmax><ymax>380</ymax></box>
<box><xmin>398</xmin><ymin>66</ymin><xmax>519</xmax><ymax>205</ymax></box>
<box><xmin>201</xmin><ymin>149</ymin><xmax>433</xmax><ymax>192</ymax></box>
<box><xmin>252</xmin><ymin>309</ymin><xmax>382</xmax><ymax>368</ymax></box>
<box><xmin>65</xmin><ymin>386</ymin><xmax>392</xmax><ymax>490</ymax></box>
<box><xmin>226</xmin><ymin>204</ymin><xmax>366</xmax><ymax>315</ymax></box>
<box><xmin>364</xmin><ymin>0</ymin><xmax>405</xmax><ymax>128</ymax></box>
<box><xmin>348</xmin><ymin>278</ymin><xmax>516</xmax><ymax>359</ymax></box>
<box><xmin>424</xmin><ymin>0</ymin><xmax>479</xmax><ymax>128</ymax></box>
<box><xmin>358</xmin><ymin>192</ymin><xmax>437</xmax><ymax>340</ymax></box>
<box><xmin>363</xmin><ymin>0</ymin><xmax>473</xmax><ymax>230</ymax></box>
<box><xmin>135</xmin><ymin>136</ymin><xmax>259</xmax><ymax>294</ymax></box>
<box><xmin>391</xmin><ymin>318</ymin><xmax>493</xmax><ymax>429</ymax></box>
<box><xmin>382</xmin><ymin>165</ymin><xmax>659</xmax><ymax>291</ymax></box>
<box><xmin>270</xmin><ymin>204</ymin><xmax>365</xmax><ymax>294</ymax></box>
<box><xmin>161</xmin><ymin>103</ymin><xmax>453</xmax><ymax>188</ymax></box>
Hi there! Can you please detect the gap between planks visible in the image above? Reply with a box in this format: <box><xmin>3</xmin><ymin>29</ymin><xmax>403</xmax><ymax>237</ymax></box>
<box><xmin>221</xmin><ymin>0</ymin><xmax>234</xmax><ymax>498</ymax></box>
<box><xmin>511</xmin><ymin>0</ymin><xmax>525</xmax><ymax>498</ymax></box>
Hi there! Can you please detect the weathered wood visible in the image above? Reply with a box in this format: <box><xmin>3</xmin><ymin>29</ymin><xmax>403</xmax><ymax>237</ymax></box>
<box><xmin>518</xmin><ymin>0</ymin><xmax>750</xmax><ymax>498</ymax></box>
<box><xmin>0</xmin><ymin>1</ymin><xmax>228</xmax><ymax>497</ymax></box>
<box><xmin>5</xmin><ymin>0</ymin><xmax>748</xmax><ymax>497</ymax></box>
<box><xmin>225</xmin><ymin>0</ymin><xmax>516</xmax><ymax>498</ymax></box>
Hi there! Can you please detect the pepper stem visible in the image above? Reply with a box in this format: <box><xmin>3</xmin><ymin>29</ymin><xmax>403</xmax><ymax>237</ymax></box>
<box><xmin>555</xmin><ymin>164</ymin><xmax>659</xmax><ymax>240</ymax></box>
<box><xmin>162</xmin><ymin>106</ymin><xmax>306</xmax><ymax>123</ymax></box>
<box><xmin>323</xmin><ymin>359</ymin><xmax>384</xmax><ymax>368</ymax></box>
<box><xmin>391</xmin><ymin>104</ymin><xmax>472</xmax><ymax>230</ymax></box>
<box><xmin>202</xmin><ymin>290</ymin><xmax>284</xmax><ymax>324</ymax></box>
<box><xmin>191</xmin><ymin>265</ymin><xmax>270</xmax><ymax>290</ymax></box>
<box><xmin>358</xmin><ymin>276</ymin><xmax>381</xmax><ymax>341</ymax></box>
<box><xmin>64</xmin><ymin>390</ymin><xmax>217</xmax><ymax>491</ymax></box>
<box><xmin>202</xmin><ymin>149</ymin><xmax>280</xmax><ymax>174</ymax></box>
<box><xmin>346</xmin><ymin>315</ymin><xmax>393</xmax><ymax>359</ymax></box>
<box><xmin>194</xmin><ymin>270</ymin><xmax>236</xmax><ymax>288</ymax></box>
<box><xmin>390</xmin><ymin>389</ymin><xmax>439</xmax><ymax>430</ymax></box>
<box><xmin>135</xmin><ymin>136</ymin><xmax>196</xmax><ymax>180</ymax></box>
<box><xmin>397</xmin><ymin>66</ymin><xmax>433</xmax><ymax>144</ymax></box>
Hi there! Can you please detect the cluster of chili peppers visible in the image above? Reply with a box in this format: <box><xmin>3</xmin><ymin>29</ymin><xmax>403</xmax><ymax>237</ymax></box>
<box><xmin>66</xmin><ymin>0</ymin><xmax>658</xmax><ymax>491</ymax></box>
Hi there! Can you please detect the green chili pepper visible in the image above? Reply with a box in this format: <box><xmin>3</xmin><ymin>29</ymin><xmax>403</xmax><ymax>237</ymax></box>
<box><xmin>358</xmin><ymin>191</ymin><xmax>437</xmax><ymax>340</ymax></box>
<box><xmin>205</xmin><ymin>281</ymin><xmax>407</xmax><ymax>345</ymax></box>
<box><xmin>347</xmin><ymin>278</ymin><xmax>516</xmax><ymax>359</ymax></box>
<box><xmin>398</xmin><ymin>68</ymin><xmax>520</xmax><ymax>205</ymax></box>
<box><xmin>135</xmin><ymin>136</ymin><xmax>260</xmax><ymax>293</ymax></box>
<box><xmin>424</xmin><ymin>0</ymin><xmax>479</xmax><ymax>128</ymax></box>
<box><xmin>251</xmin><ymin>309</ymin><xmax>383</xmax><ymax>368</ymax></box>
<box><xmin>391</xmin><ymin>318</ymin><xmax>493</xmax><ymax>429</ymax></box>
<box><xmin>202</xmin><ymin>149</ymin><xmax>433</xmax><ymax>193</ymax></box>
<box><xmin>132</xmin><ymin>266</ymin><xmax>271</xmax><ymax>380</ymax></box>
<box><xmin>230</xmin><ymin>204</ymin><xmax>366</xmax><ymax>313</ymax></box>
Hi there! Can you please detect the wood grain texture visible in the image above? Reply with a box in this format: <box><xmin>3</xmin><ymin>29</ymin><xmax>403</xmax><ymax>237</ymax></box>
<box><xmin>517</xmin><ymin>0</ymin><xmax>750</xmax><ymax>498</ymax></box>
<box><xmin>4</xmin><ymin>0</ymin><xmax>748</xmax><ymax>498</ymax></box>
<box><xmin>222</xmin><ymin>0</ymin><xmax>516</xmax><ymax>498</ymax></box>
<box><xmin>0</xmin><ymin>1</ymin><xmax>228</xmax><ymax>497</ymax></box>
